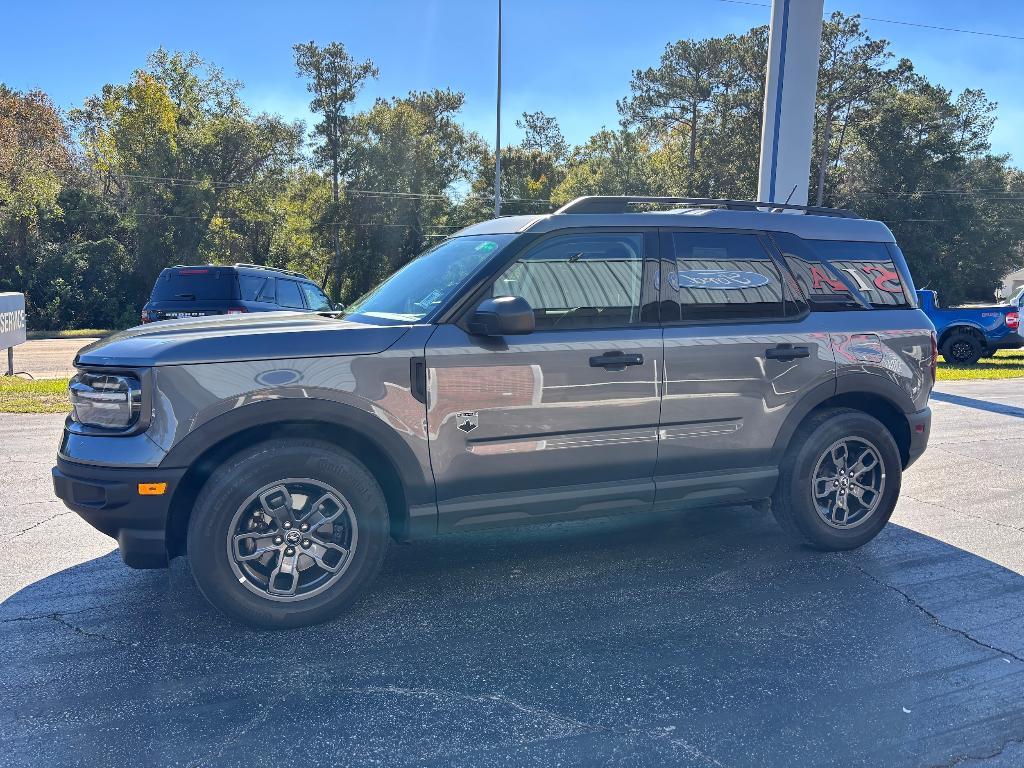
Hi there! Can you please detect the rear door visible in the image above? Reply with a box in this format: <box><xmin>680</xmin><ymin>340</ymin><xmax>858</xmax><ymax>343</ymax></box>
<box><xmin>655</xmin><ymin>228</ymin><xmax>836</xmax><ymax>506</ymax></box>
<box><xmin>424</xmin><ymin>230</ymin><xmax>663</xmax><ymax>531</ymax></box>
<box><xmin>146</xmin><ymin>267</ymin><xmax>238</xmax><ymax>320</ymax></box>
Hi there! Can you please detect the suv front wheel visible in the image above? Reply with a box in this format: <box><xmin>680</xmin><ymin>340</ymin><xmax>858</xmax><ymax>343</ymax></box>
<box><xmin>772</xmin><ymin>408</ymin><xmax>902</xmax><ymax>550</ymax></box>
<box><xmin>187</xmin><ymin>439</ymin><xmax>389</xmax><ymax>629</ymax></box>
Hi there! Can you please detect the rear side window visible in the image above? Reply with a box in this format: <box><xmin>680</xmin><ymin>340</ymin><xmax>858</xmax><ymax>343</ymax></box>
<box><xmin>239</xmin><ymin>275</ymin><xmax>269</xmax><ymax>302</ymax></box>
<box><xmin>665</xmin><ymin>232</ymin><xmax>789</xmax><ymax>321</ymax></box>
<box><xmin>277</xmin><ymin>280</ymin><xmax>306</xmax><ymax>309</ymax></box>
<box><xmin>773</xmin><ymin>233</ymin><xmax>909</xmax><ymax>309</ymax></box>
<box><xmin>151</xmin><ymin>268</ymin><xmax>235</xmax><ymax>301</ymax></box>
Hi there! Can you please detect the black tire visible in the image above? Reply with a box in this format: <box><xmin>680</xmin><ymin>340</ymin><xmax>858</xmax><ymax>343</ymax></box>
<box><xmin>771</xmin><ymin>408</ymin><xmax>901</xmax><ymax>551</ymax></box>
<box><xmin>187</xmin><ymin>439</ymin><xmax>389</xmax><ymax>629</ymax></box>
<box><xmin>941</xmin><ymin>331</ymin><xmax>983</xmax><ymax>365</ymax></box>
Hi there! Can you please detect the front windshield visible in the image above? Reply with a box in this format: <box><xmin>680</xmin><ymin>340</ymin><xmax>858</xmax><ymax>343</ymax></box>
<box><xmin>344</xmin><ymin>234</ymin><xmax>516</xmax><ymax>324</ymax></box>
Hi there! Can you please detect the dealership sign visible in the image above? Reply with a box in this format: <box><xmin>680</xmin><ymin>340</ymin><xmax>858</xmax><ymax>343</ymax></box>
<box><xmin>0</xmin><ymin>293</ymin><xmax>27</xmax><ymax>350</ymax></box>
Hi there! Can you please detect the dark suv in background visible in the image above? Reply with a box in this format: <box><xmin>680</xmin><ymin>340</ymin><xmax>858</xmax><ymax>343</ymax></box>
<box><xmin>141</xmin><ymin>263</ymin><xmax>333</xmax><ymax>323</ymax></box>
<box><xmin>55</xmin><ymin>196</ymin><xmax>935</xmax><ymax>629</ymax></box>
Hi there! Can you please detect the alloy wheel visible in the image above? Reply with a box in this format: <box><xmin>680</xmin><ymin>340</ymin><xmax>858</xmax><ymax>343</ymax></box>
<box><xmin>810</xmin><ymin>437</ymin><xmax>886</xmax><ymax>529</ymax></box>
<box><xmin>226</xmin><ymin>478</ymin><xmax>358</xmax><ymax>602</ymax></box>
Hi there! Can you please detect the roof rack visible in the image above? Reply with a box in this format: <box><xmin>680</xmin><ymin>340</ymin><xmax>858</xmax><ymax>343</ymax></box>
<box><xmin>553</xmin><ymin>196</ymin><xmax>860</xmax><ymax>219</ymax></box>
<box><xmin>232</xmin><ymin>263</ymin><xmax>306</xmax><ymax>278</ymax></box>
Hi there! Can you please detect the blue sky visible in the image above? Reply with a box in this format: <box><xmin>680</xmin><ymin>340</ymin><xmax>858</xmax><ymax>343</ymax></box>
<box><xmin>3</xmin><ymin>0</ymin><xmax>1023</xmax><ymax>163</ymax></box>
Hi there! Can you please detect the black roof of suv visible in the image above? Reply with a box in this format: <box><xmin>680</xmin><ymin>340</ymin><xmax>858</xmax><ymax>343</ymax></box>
<box><xmin>141</xmin><ymin>263</ymin><xmax>333</xmax><ymax>323</ymax></box>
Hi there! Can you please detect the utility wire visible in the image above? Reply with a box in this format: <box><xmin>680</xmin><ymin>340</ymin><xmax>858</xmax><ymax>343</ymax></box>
<box><xmin>711</xmin><ymin>0</ymin><xmax>1024</xmax><ymax>42</ymax></box>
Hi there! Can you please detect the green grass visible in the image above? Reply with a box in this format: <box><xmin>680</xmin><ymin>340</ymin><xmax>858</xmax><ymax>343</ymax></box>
<box><xmin>0</xmin><ymin>377</ymin><xmax>70</xmax><ymax>413</ymax></box>
<box><xmin>26</xmin><ymin>329</ymin><xmax>111</xmax><ymax>340</ymax></box>
<box><xmin>937</xmin><ymin>349</ymin><xmax>1024</xmax><ymax>381</ymax></box>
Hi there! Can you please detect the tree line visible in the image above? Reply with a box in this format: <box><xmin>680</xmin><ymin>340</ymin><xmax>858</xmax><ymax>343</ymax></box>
<box><xmin>2</xmin><ymin>12</ymin><xmax>1022</xmax><ymax>330</ymax></box>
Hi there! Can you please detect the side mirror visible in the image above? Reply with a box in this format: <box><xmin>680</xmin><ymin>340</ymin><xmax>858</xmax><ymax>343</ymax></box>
<box><xmin>468</xmin><ymin>296</ymin><xmax>535</xmax><ymax>336</ymax></box>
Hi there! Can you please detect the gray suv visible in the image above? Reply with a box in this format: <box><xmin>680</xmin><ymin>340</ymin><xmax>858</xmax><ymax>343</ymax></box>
<box><xmin>53</xmin><ymin>196</ymin><xmax>935</xmax><ymax>628</ymax></box>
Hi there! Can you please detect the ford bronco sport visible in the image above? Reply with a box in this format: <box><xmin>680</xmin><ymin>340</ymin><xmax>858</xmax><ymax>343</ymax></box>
<box><xmin>53</xmin><ymin>196</ymin><xmax>935</xmax><ymax>629</ymax></box>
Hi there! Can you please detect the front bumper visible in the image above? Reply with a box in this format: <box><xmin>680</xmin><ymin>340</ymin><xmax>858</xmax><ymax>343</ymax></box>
<box><xmin>905</xmin><ymin>406</ymin><xmax>932</xmax><ymax>469</ymax></box>
<box><xmin>52</xmin><ymin>458</ymin><xmax>185</xmax><ymax>569</ymax></box>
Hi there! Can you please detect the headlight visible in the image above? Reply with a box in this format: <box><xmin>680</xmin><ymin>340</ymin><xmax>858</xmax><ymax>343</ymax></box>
<box><xmin>69</xmin><ymin>372</ymin><xmax>142</xmax><ymax>430</ymax></box>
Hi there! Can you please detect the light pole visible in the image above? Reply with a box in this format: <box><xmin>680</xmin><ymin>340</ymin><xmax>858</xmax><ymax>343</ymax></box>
<box><xmin>494</xmin><ymin>0</ymin><xmax>502</xmax><ymax>217</ymax></box>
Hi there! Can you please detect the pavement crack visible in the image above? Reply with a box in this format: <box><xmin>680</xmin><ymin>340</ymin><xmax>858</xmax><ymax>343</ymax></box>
<box><xmin>6</xmin><ymin>510</ymin><xmax>74</xmax><ymax>539</ymax></box>
<box><xmin>0</xmin><ymin>610</ymin><xmax>132</xmax><ymax>645</ymax></box>
<box><xmin>930</xmin><ymin>733</ymin><xmax>1024</xmax><ymax>768</ymax></box>
<box><xmin>903</xmin><ymin>494</ymin><xmax>1024</xmax><ymax>537</ymax></box>
<box><xmin>844</xmin><ymin>559</ymin><xmax>1024</xmax><ymax>664</ymax></box>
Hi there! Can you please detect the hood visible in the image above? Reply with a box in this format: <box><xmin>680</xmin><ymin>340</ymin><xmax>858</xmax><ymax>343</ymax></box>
<box><xmin>75</xmin><ymin>311</ymin><xmax>413</xmax><ymax>368</ymax></box>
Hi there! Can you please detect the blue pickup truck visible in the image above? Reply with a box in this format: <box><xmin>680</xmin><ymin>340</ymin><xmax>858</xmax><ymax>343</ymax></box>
<box><xmin>918</xmin><ymin>290</ymin><xmax>1022</xmax><ymax>365</ymax></box>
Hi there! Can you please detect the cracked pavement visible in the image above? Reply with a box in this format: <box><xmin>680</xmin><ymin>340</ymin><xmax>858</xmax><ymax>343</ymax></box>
<box><xmin>3</xmin><ymin>379</ymin><xmax>1024</xmax><ymax>767</ymax></box>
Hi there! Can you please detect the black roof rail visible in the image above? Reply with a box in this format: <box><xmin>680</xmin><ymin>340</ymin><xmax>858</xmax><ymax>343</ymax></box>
<box><xmin>553</xmin><ymin>196</ymin><xmax>860</xmax><ymax>219</ymax></box>
<box><xmin>232</xmin><ymin>262</ymin><xmax>306</xmax><ymax>279</ymax></box>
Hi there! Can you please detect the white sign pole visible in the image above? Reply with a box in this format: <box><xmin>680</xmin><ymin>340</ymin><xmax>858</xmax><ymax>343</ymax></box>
<box><xmin>757</xmin><ymin>0</ymin><xmax>825</xmax><ymax>208</ymax></box>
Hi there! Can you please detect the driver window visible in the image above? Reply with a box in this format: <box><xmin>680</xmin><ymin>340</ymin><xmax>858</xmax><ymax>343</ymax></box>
<box><xmin>492</xmin><ymin>233</ymin><xmax>645</xmax><ymax>330</ymax></box>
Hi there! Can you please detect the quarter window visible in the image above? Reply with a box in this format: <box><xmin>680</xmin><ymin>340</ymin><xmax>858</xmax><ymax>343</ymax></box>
<box><xmin>773</xmin><ymin>232</ymin><xmax>909</xmax><ymax>309</ymax></box>
<box><xmin>667</xmin><ymin>232</ymin><xmax>787</xmax><ymax>321</ymax></box>
<box><xmin>492</xmin><ymin>233</ymin><xmax>645</xmax><ymax>329</ymax></box>
<box><xmin>239</xmin><ymin>275</ymin><xmax>269</xmax><ymax>302</ymax></box>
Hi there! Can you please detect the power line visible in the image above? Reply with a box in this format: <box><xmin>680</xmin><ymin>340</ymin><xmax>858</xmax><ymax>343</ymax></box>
<box><xmin>107</xmin><ymin>173</ymin><xmax>556</xmax><ymax>208</ymax></box>
<box><xmin>711</xmin><ymin>0</ymin><xmax>1024</xmax><ymax>42</ymax></box>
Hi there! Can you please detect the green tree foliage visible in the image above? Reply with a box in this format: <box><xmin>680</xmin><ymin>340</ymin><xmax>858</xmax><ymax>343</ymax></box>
<box><xmin>2</xmin><ymin>15</ymin><xmax>1023</xmax><ymax>330</ymax></box>
<box><xmin>293</xmin><ymin>41</ymin><xmax>378</xmax><ymax>299</ymax></box>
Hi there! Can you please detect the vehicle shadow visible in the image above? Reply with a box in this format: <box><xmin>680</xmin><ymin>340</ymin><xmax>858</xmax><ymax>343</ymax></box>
<box><xmin>4</xmin><ymin>506</ymin><xmax>1024</xmax><ymax>768</ymax></box>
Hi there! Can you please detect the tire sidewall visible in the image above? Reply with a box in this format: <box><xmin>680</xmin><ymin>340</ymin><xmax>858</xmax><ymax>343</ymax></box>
<box><xmin>942</xmin><ymin>333</ymin><xmax>982</xmax><ymax>365</ymax></box>
<box><xmin>187</xmin><ymin>440</ymin><xmax>388</xmax><ymax>629</ymax></box>
<box><xmin>785</xmin><ymin>412</ymin><xmax>901</xmax><ymax>549</ymax></box>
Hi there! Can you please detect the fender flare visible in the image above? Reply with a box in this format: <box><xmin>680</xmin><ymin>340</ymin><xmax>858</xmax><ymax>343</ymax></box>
<box><xmin>937</xmin><ymin>322</ymin><xmax>986</xmax><ymax>347</ymax></box>
<box><xmin>770</xmin><ymin>373</ymin><xmax>915</xmax><ymax>462</ymax></box>
<box><xmin>159</xmin><ymin>397</ymin><xmax>434</xmax><ymax>510</ymax></box>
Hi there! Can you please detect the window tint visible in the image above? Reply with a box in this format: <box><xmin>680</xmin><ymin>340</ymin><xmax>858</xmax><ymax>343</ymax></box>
<box><xmin>300</xmin><ymin>283</ymin><xmax>332</xmax><ymax>311</ymax></box>
<box><xmin>493</xmin><ymin>233</ymin><xmax>644</xmax><ymax>329</ymax></box>
<box><xmin>150</xmin><ymin>268</ymin><xmax>235</xmax><ymax>301</ymax></box>
<box><xmin>277</xmin><ymin>280</ymin><xmax>305</xmax><ymax>309</ymax></box>
<box><xmin>667</xmin><ymin>232</ymin><xmax>786</xmax><ymax>321</ymax></box>
<box><xmin>257</xmin><ymin>278</ymin><xmax>276</xmax><ymax>303</ymax></box>
<box><xmin>239</xmin><ymin>275</ymin><xmax>269</xmax><ymax>302</ymax></box>
<box><xmin>774</xmin><ymin>232</ymin><xmax>908</xmax><ymax>309</ymax></box>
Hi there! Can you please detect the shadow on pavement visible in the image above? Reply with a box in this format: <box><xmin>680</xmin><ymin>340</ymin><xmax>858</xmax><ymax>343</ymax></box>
<box><xmin>4</xmin><ymin>505</ymin><xmax>1024</xmax><ymax>768</ymax></box>
<box><xmin>930</xmin><ymin>391</ymin><xmax>1024</xmax><ymax>419</ymax></box>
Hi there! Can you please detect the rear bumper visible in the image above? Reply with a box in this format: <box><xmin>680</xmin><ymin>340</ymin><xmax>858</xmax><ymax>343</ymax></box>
<box><xmin>52</xmin><ymin>458</ymin><xmax>185</xmax><ymax>569</ymax></box>
<box><xmin>990</xmin><ymin>332</ymin><xmax>1023</xmax><ymax>351</ymax></box>
<box><xmin>905</xmin><ymin>406</ymin><xmax>932</xmax><ymax>469</ymax></box>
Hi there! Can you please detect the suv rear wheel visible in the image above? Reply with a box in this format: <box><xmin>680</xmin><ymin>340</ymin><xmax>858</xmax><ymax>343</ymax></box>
<box><xmin>771</xmin><ymin>408</ymin><xmax>901</xmax><ymax>550</ymax></box>
<box><xmin>187</xmin><ymin>439</ymin><xmax>389</xmax><ymax>629</ymax></box>
<box><xmin>941</xmin><ymin>331</ymin><xmax>983</xmax><ymax>365</ymax></box>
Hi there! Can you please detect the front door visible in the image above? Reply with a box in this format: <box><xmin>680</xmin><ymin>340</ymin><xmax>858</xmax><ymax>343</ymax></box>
<box><xmin>425</xmin><ymin>230</ymin><xmax>663</xmax><ymax>531</ymax></box>
<box><xmin>656</xmin><ymin>228</ymin><xmax>836</xmax><ymax>506</ymax></box>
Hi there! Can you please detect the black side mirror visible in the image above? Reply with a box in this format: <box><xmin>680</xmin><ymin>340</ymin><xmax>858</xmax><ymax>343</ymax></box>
<box><xmin>468</xmin><ymin>296</ymin><xmax>535</xmax><ymax>336</ymax></box>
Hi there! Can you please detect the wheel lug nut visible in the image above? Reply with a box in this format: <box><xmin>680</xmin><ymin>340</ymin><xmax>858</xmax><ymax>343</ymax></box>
<box><xmin>283</xmin><ymin>521</ymin><xmax>292</xmax><ymax>529</ymax></box>
<box><xmin>285</xmin><ymin>547</ymin><xmax>295</xmax><ymax>556</ymax></box>
<box><xmin>300</xmin><ymin>523</ymin><xmax>309</xmax><ymax>532</ymax></box>
<box><xmin>273</xmin><ymin>536</ymin><xmax>283</xmax><ymax>545</ymax></box>
<box><xmin>302</xmin><ymin>539</ymin><xmax>311</xmax><ymax>548</ymax></box>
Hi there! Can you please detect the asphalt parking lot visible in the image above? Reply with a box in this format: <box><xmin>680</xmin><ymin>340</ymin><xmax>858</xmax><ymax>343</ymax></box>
<box><xmin>3</xmin><ymin>379</ymin><xmax>1024</xmax><ymax>767</ymax></box>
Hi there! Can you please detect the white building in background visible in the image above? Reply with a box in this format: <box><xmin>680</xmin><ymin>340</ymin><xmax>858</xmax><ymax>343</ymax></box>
<box><xmin>999</xmin><ymin>266</ymin><xmax>1024</xmax><ymax>301</ymax></box>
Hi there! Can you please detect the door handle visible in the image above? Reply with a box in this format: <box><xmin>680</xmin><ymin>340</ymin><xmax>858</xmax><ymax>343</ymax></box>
<box><xmin>590</xmin><ymin>351</ymin><xmax>644</xmax><ymax>370</ymax></box>
<box><xmin>764</xmin><ymin>344</ymin><xmax>811</xmax><ymax>362</ymax></box>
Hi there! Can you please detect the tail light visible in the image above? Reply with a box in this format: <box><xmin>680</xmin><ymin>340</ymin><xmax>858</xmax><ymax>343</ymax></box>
<box><xmin>226</xmin><ymin>307</ymin><xmax>248</xmax><ymax>315</ymax></box>
<box><xmin>140</xmin><ymin>310</ymin><xmax>151</xmax><ymax>324</ymax></box>
<box><xmin>929</xmin><ymin>331</ymin><xmax>938</xmax><ymax>381</ymax></box>
<box><xmin>1007</xmin><ymin>311</ymin><xmax>1019</xmax><ymax>331</ymax></box>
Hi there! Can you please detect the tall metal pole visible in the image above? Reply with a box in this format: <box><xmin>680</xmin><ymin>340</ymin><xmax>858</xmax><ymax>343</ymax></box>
<box><xmin>756</xmin><ymin>0</ymin><xmax>824</xmax><ymax>207</ymax></box>
<box><xmin>494</xmin><ymin>0</ymin><xmax>502</xmax><ymax>217</ymax></box>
